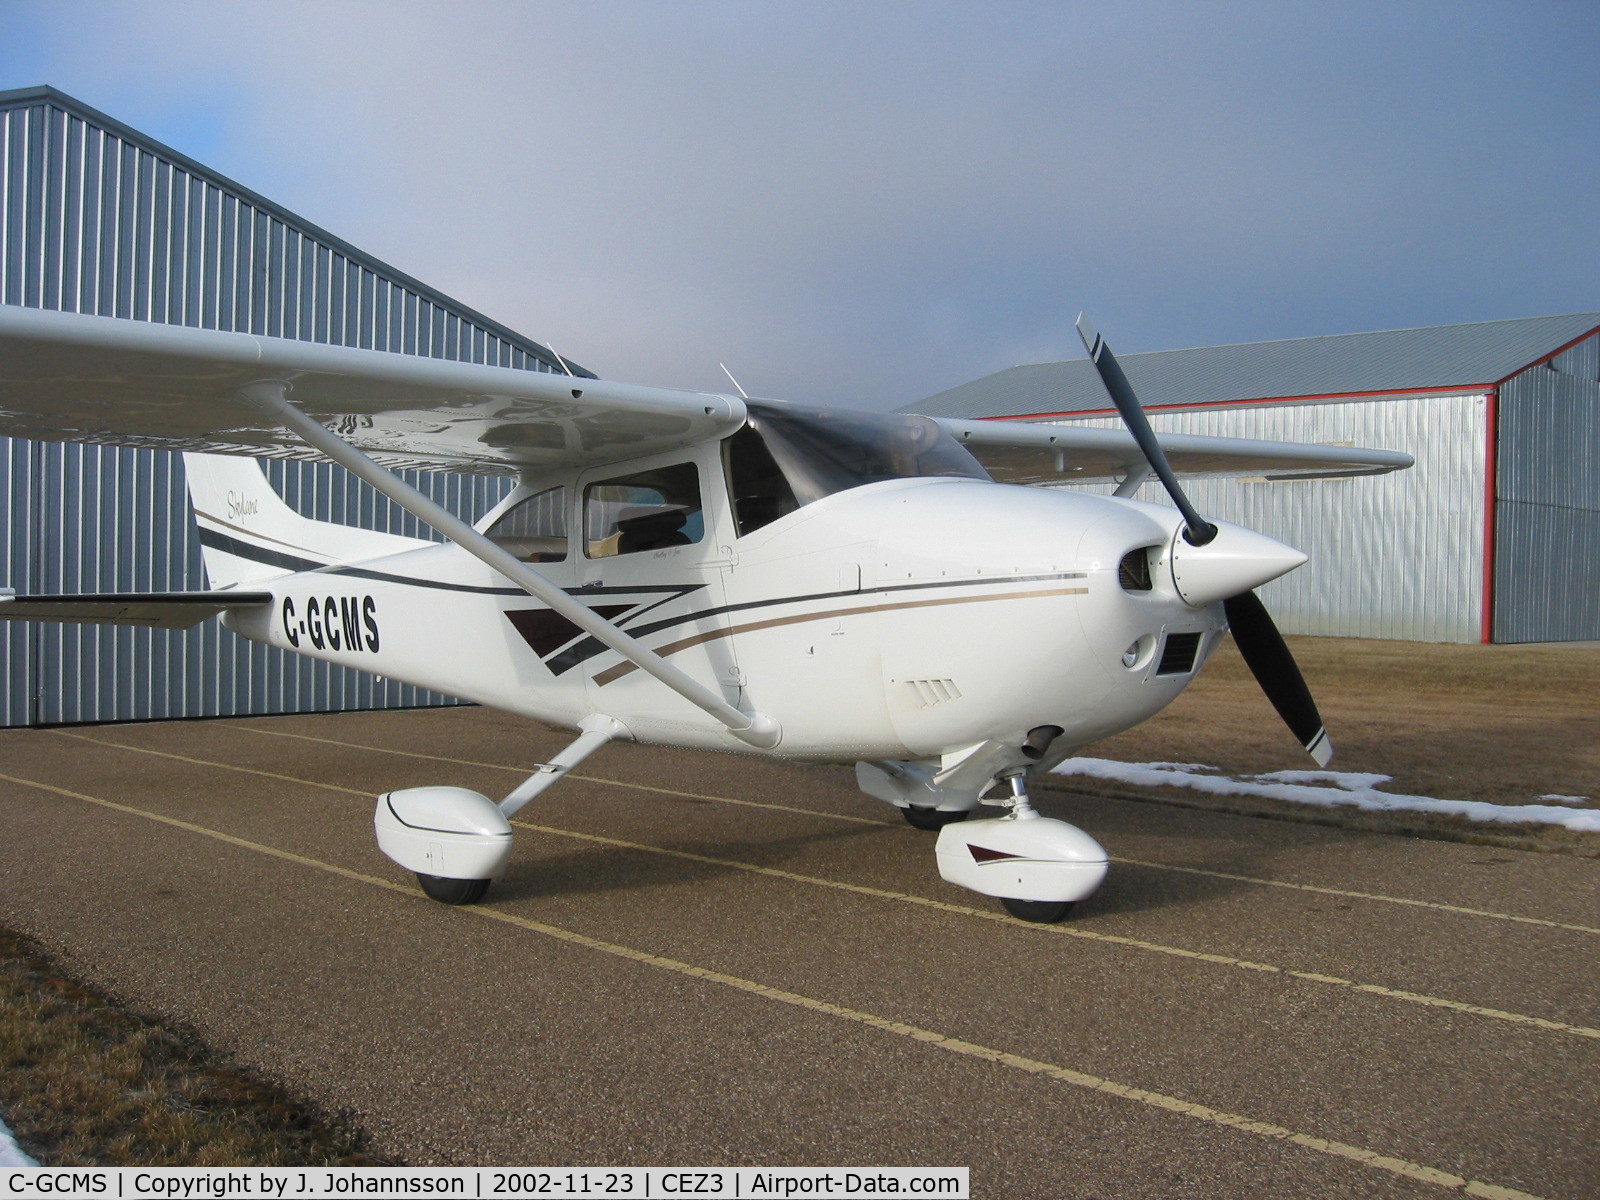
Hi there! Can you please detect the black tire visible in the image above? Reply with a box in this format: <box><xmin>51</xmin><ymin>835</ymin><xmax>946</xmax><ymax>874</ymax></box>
<box><xmin>901</xmin><ymin>805</ymin><xmax>971</xmax><ymax>831</ymax></box>
<box><xmin>1000</xmin><ymin>897</ymin><xmax>1075</xmax><ymax>923</ymax></box>
<box><xmin>416</xmin><ymin>874</ymin><xmax>491</xmax><ymax>905</ymax></box>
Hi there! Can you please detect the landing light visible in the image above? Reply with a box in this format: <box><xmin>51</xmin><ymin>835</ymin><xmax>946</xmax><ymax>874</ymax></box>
<box><xmin>1121</xmin><ymin>635</ymin><xmax>1155</xmax><ymax>670</ymax></box>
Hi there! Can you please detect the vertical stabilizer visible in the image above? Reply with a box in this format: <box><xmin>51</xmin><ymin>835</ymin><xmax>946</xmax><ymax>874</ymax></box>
<box><xmin>182</xmin><ymin>454</ymin><xmax>431</xmax><ymax>588</ymax></box>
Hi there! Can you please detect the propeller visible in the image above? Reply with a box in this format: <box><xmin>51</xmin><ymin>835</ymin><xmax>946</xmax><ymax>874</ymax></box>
<box><xmin>1075</xmin><ymin>314</ymin><xmax>1332</xmax><ymax>766</ymax></box>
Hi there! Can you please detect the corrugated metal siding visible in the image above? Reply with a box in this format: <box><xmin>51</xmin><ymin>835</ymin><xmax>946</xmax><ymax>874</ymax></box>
<box><xmin>0</xmin><ymin>88</ymin><xmax>542</xmax><ymax>725</ymax></box>
<box><xmin>1550</xmin><ymin>331</ymin><xmax>1600</xmax><ymax>382</ymax></box>
<box><xmin>1046</xmin><ymin>394</ymin><xmax>1487</xmax><ymax>642</ymax></box>
<box><xmin>0</xmin><ymin>438</ymin><xmax>39</xmax><ymax>726</ymax></box>
<box><xmin>0</xmin><ymin>92</ymin><xmax>570</xmax><ymax>368</ymax></box>
<box><xmin>1494</xmin><ymin>335</ymin><xmax>1600</xmax><ymax>642</ymax></box>
<box><xmin>1493</xmin><ymin>504</ymin><xmax>1600</xmax><ymax>643</ymax></box>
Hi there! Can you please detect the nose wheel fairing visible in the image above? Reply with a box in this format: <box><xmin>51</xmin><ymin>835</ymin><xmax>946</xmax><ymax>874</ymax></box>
<box><xmin>935</xmin><ymin>813</ymin><xmax>1108</xmax><ymax>908</ymax></box>
<box><xmin>856</xmin><ymin>724</ymin><xmax>1115</xmax><ymax>920</ymax></box>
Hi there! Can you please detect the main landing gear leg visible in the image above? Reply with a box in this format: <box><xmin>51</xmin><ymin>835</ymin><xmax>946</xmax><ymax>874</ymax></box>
<box><xmin>498</xmin><ymin>715</ymin><xmax>628</xmax><ymax>819</ymax></box>
<box><xmin>374</xmin><ymin>716</ymin><xmax>628</xmax><ymax>905</ymax></box>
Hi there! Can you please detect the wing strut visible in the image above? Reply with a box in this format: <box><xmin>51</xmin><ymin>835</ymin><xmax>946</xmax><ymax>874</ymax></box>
<box><xmin>236</xmin><ymin>382</ymin><xmax>781</xmax><ymax>749</ymax></box>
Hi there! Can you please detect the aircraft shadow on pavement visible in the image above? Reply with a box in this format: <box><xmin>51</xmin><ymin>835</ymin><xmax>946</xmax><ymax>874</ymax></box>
<box><xmin>491</xmin><ymin>805</ymin><xmax>1260</xmax><ymax>924</ymax></box>
<box><xmin>1033</xmin><ymin>791</ymin><xmax>1318</xmax><ymax>919</ymax></box>
<box><xmin>491</xmin><ymin>822</ymin><xmax>886</xmax><ymax>902</ymax></box>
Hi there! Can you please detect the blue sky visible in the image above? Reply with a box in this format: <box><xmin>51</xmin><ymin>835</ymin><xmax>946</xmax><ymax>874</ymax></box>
<box><xmin>2</xmin><ymin>1</ymin><xmax>1597</xmax><ymax>408</ymax></box>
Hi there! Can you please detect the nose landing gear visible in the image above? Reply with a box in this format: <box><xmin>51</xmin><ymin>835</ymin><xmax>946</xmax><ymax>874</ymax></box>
<box><xmin>934</xmin><ymin>769</ymin><xmax>1109</xmax><ymax>923</ymax></box>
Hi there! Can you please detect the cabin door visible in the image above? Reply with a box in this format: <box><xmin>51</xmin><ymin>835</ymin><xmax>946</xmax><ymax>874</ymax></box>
<box><xmin>574</xmin><ymin>448</ymin><xmax>744</xmax><ymax>715</ymax></box>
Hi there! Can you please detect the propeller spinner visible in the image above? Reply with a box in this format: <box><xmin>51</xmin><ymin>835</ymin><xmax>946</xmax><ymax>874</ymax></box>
<box><xmin>1075</xmin><ymin>315</ymin><xmax>1333</xmax><ymax>766</ymax></box>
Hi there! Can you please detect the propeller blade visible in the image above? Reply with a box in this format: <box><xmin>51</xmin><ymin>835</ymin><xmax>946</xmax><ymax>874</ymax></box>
<box><xmin>1078</xmin><ymin>316</ymin><xmax>1329</xmax><ymax>763</ymax></box>
<box><xmin>1223</xmin><ymin>590</ymin><xmax>1332</xmax><ymax>766</ymax></box>
<box><xmin>1075</xmin><ymin>314</ymin><xmax>1216</xmax><ymax>546</ymax></box>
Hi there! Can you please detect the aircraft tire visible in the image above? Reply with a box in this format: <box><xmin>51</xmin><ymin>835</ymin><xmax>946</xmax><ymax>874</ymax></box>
<box><xmin>1000</xmin><ymin>897</ymin><xmax>1075</xmax><ymax>923</ymax></box>
<box><xmin>901</xmin><ymin>805</ymin><xmax>970</xmax><ymax>831</ymax></box>
<box><xmin>416</xmin><ymin>873</ymin><xmax>492</xmax><ymax>905</ymax></box>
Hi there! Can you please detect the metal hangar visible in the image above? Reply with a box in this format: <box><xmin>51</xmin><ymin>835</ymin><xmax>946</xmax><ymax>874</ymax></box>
<box><xmin>908</xmin><ymin>314</ymin><xmax>1600</xmax><ymax>643</ymax></box>
<box><xmin>0</xmin><ymin>85</ymin><xmax>587</xmax><ymax>726</ymax></box>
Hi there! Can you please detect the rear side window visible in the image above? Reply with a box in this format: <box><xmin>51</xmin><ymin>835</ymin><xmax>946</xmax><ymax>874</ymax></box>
<box><xmin>585</xmin><ymin>462</ymin><xmax>704</xmax><ymax>558</ymax></box>
<box><xmin>485</xmin><ymin>486</ymin><xmax>567</xmax><ymax>562</ymax></box>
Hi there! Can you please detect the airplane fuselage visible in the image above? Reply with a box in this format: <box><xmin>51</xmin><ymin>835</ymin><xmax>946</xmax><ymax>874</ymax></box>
<box><xmin>224</xmin><ymin>466</ymin><xmax>1222</xmax><ymax>766</ymax></box>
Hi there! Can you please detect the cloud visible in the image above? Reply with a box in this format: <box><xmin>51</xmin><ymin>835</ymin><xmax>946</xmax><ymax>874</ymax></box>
<box><xmin>3</xmin><ymin>0</ymin><xmax>1598</xmax><ymax>407</ymax></box>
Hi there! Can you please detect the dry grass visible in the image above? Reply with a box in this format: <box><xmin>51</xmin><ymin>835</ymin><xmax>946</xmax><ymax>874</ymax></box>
<box><xmin>1054</xmin><ymin>636</ymin><xmax>1600</xmax><ymax>854</ymax></box>
<box><xmin>0</xmin><ymin>928</ymin><xmax>390</xmax><ymax>1166</ymax></box>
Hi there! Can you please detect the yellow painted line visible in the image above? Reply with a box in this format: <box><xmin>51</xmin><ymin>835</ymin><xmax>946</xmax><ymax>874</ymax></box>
<box><xmin>234</xmin><ymin>724</ymin><xmax>891</xmax><ymax>824</ymax></box>
<box><xmin>50</xmin><ymin>730</ymin><xmax>371</xmax><ymax>797</ymax></box>
<box><xmin>508</xmin><ymin>820</ymin><xmax>1600</xmax><ymax>1043</ymax></box>
<box><xmin>234</xmin><ymin>724</ymin><xmax>1600</xmax><ymax>935</ymax></box>
<box><xmin>47</xmin><ymin>730</ymin><xmax>1600</xmax><ymax>1043</ymax></box>
<box><xmin>0</xmin><ymin>767</ymin><xmax>1549</xmax><ymax>1200</ymax></box>
<box><xmin>0</xmin><ymin>770</ymin><xmax>411</xmax><ymax>893</ymax></box>
<box><xmin>1110</xmin><ymin>856</ymin><xmax>1600</xmax><ymax>937</ymax></box>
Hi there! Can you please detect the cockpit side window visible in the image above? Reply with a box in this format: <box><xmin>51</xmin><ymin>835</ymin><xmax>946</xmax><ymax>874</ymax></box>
<box><xmin>723</xmin><ymin>424</ymin><xmax>801</xmax><ymax>537</ymax></box>
<box><xmin>484</xmin><ymin>486</ymin><xmax>568</xmax><ymax>562</ymax></box>
<box><xmin>584</xmin><ymin>461</ymin><xmax>705</xmax><ymax>558</ymax></box>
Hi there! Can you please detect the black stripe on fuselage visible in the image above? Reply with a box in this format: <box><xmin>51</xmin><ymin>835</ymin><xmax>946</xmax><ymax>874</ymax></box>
<box><xmin>541</xmin><ymin>571</ymin><xmax>1089</xmax><ymax>674</ymax></box>
<box><xmin>197</xmin><ymin>525</ymin><xmax>703</xmax><ymax>601</ymax></box>
<box><xmin>196</xmin><ymin>528</ymin><xmax>328</xmax><ymax>576</ymax></box>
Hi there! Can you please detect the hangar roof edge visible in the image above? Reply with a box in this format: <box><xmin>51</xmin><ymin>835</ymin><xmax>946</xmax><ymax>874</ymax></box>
<box><xmin>907</xmin><ymin>312</ymin><xmax>1600</xmax><ymax>418</ymax></box>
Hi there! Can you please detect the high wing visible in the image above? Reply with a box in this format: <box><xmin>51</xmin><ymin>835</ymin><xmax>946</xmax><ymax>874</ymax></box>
<box><xmin>937</xmin><ymin>416</ymin><xmax>1414</xmax><ymax>486</ymax></box>
<box><xmin>0</xmin><ymin>305</ymin><xmax>743</xmax><ymax>473</ymax></box>
<box><xmin>0</xmin><ymin>304</ymin><xmax>1412</xmax><ymax>484</ymax></box>
<box><xmin>0</xmin><ymin>589</ymin><xmax>273</xmax><ymax>628</ymax></box>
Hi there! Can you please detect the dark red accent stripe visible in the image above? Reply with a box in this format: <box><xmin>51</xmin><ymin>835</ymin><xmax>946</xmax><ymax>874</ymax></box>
<box><xmin>968</xmin><ymin>844</ymin><xmax>1023</xmax><ymax>863</ymax></box>
<box><xmin>506</xmin><ymin>606</ymin><xmax>631</xmax><ymax>658</ymax></box>
<box><xmin>1482</xmin><ymin>386</ymin><xmax>1499</xmax><ymax>644</ymax></box>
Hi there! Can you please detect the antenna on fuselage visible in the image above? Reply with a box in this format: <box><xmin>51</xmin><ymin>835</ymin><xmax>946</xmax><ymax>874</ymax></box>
<box><xmin>719</xmin><ymin>363</ymin><xmax>750</xmax><ymax>400</ymax></box>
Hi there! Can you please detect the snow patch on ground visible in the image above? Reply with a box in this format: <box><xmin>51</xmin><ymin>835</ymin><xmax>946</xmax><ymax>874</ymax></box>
<box><xmin>1539</xmin><ymin>794</ymin><xmax>1592</xmax><ymax>806</ymax></box>
<box><xmin>1052</xmin><ymin>758</ymin><xmax>1600</xmax><ymax>833</ymax></box>
<box><xmin>0</xmin><ymin>1117</ymin><xmax>37</xmax><ymax>1167</ymax></box>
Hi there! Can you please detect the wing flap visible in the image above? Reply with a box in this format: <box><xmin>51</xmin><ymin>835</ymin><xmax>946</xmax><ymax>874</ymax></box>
<box><xmin>0</xmin><ymin>590</ymin><xmax>273</xmax><ymax>629</ymax></box>
<box><xmin>0</xmin><ymin>306</ymin><xmax>744</xmax><ymax>472</ymax></box>
<box><xmin>938</xmin><ymin>418</ymin><xmax>1414</xmax><ymax>485</ymax></box>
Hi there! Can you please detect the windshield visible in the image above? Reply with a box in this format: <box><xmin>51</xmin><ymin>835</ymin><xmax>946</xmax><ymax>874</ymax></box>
<box><xmin>742</xmin><ymin>400</ymin><xmax>989</xmax><ymax>509</ymax></box>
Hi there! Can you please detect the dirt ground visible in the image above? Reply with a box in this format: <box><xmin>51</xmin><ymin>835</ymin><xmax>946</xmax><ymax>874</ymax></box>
<box><xmin>1061</xmin><ymin>635</ymin><xmax>1600</xmax><ymax>853</ymax></box>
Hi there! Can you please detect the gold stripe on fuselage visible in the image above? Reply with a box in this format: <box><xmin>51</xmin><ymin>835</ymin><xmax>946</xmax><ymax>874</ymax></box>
<box><xmin>592</xmin><ymin>584</ymin><xmax>1089</xmax><ymax>686</ymax></box>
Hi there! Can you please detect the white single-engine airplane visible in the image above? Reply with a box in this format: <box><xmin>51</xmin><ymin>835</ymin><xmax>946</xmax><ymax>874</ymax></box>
<box><xmin>0</xmin><ymin>305</ymin><xmax>1410</xmax><ymax>920</ymax></box>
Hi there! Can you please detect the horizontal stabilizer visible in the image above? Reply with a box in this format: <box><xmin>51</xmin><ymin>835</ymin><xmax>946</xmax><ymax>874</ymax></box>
<box><xmin>0</xmin><ymin>589</ymin><xmax>272</xmax><ymax>629</ymax></box>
